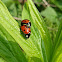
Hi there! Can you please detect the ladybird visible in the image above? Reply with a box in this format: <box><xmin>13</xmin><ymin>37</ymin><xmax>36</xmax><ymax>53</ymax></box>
<box><xmin>21</xmin><ymin>25</ymin><xmax>31</xmax><ymax>38</ymax></box>
<box><xmin>21</xmin><ymin>19</ymin><xmax>31</xmax><ymax>28</ymax></box>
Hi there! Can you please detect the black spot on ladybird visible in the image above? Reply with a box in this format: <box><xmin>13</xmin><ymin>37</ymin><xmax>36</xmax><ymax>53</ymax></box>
<box><xmin>24</xmin><ymin>30</ymin><xmax>25</xmax><ymax>31</ymax></box>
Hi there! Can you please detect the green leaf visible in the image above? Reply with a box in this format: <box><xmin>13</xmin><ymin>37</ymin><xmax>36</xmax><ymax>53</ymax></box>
<box><xmin>0</xmin><ymin>58</ymin><xmax>6</xmax><ymax>62</ymax></box>
<box><xmin>9</xmin><ymin>3</ymin><xmax>22</xmax><ymax>17</ymax></box>
<box><xmin>51</xmin><ymin>0</ymin><xmax>62</xmax><ymax>11</ymax></box>
<box><xmin>17</xmin><ymin>4</ymin><xmax>22</xmax><ymax>18</ymax></box>
<box><xmin>0</xmin><ymin>1</ymin><xmax>27</xmax><ymax>62</ymax></box>
<box><xmin>34</xmin><ymin>0</ymin><xmax>42</xmax><ymax>3</ymax></box>
<box><xmin>22</xmin><ymin>0</ymin><xmax>53</xmax><ymax>62</ymax></box>
<box><xmin>1</xmin><ymin>0</ymin><xmax>13</xmax><ymax>7</ymax></box>
<box><xmin>0</xmin><ymin>0</ymin><xmax>42</xmax><ymax>62</ymax></box>
<box><xmin>54</xmin><ymin>21</ymin><xmax>62</xmax><ymax>47</ymax></box>
<box><xmin>41</xmin><ymin>7</ymin><xmax>59</xmax><ymax>25</ymax></box>
<box><xmin>27</xmin><ymin>0</ymin><xmax>53</xmax><ymax>62</ymax></box>
<box><xmin>2</xmin><ymin>0</ymin><xmax>22</xmax><ymax>17</ymax></box>
<box><xmin>52</xmin><ymin>32</ymin><xmax>62</xmax><ymax>62</ymax></box>
<box><xmin>22</xmin><ymin>3</ymin><xmax>43</xmax><ymax>62</ymax></box>
<box><xmin>51</xmin><ymin>21</ymin><xmax>62</xmax><ymax>62</ymax></box>
<box><xmin>0</xmin><ymin>26</ymin><xmax>27</xmax><ymax>62</ymax></box>
<box><xmin>9</xmin><ymin>3</ymin><xmax>17</xmax><ymax>17</ymax></box>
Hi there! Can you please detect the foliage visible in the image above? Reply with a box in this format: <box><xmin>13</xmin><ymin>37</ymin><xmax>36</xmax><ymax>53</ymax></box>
<box><xmin>0</xmin><ymin>0</ymin><xmax>62</xmax><ymax>62</ymax></box>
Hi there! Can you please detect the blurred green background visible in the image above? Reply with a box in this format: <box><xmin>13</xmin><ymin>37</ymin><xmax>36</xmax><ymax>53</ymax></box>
<box><xmin>1</xmin><ymin>0</ymin><xmax>62</xmax><ymax>42</ymax></box>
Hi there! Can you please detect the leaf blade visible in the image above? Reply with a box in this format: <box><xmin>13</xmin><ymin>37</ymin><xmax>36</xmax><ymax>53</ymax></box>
<box><xmin>27</xmin><ymin>0</ymin><xmax>53</xmax><ymax>62</ymax></box>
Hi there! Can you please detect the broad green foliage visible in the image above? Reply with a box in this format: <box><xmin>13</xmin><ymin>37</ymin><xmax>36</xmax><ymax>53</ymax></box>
<box><xmin>40</xmin><ymin>6</ymin><xmax>60</xmax><ymax>41</ymax></box>
<box><xmin>0</xmin><ymin>58</ymin><xmax>6</xmax><ymax>62</ymax></box>
<box><xmin>27</xmin><ymin>0</ymin><xmax>53</xmax><ymax>62</ymax></box>
<box><xmin>33</xmin><ymin>0</ymin><xmax>42</xmax><ymax>3</ymax></box>
<box><xmin>51</xmin><ymin>21</ymin><xmax>62</xmax><ymax>62</ymax></box>
<box><xmin>0</xmin><ymin>1</ymin><xmax>27</xmax><ymax>62</ymax></box>
<box><xmin>2</xmin><ymin>0</ymin><xmax>22</xmax><ymax>17</ymax></box>
<box><xmin>22</xmin><ymin>2</ymin><xmax>43</xmax><ymax>62</ymax></box>
<box><xmin>54</xmin><ymin>21</ymin><xmax>62</xmax><ymax>47</ymax></box>
<box><xmin>0</xmin><ymin>0</ymin><xmax>62</xmax><ymax>62</ymax></box>
<box><xmin>1</xmin><ymin>0</ymin><xmax>13</xmax><ymax>7</ymax></box>
<box><xmin>41</xmin><ymin>7</ymin><xmax>57</xmax><ymax>22</ymax></box>
<box><xmin>41</xmin><ymin>7</ymin><xmax>59</xmax><ymax>25</ymax></box>
<box><xmin>9</xmin><ymin>3</ymin><xmax>17</xmax><ymax>17</ymax></box>
<box><xmin>51</xmin><ymin>0</ymin><xmax>62</xmax><ymax>11</ymax></box>
<box><xmin>0</xmin><ymin>0</ymin><xmax>43</xmax><ymax>62</ymax></box>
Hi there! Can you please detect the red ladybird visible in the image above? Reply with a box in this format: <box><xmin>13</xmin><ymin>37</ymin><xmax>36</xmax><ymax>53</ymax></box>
<box><xmin>21</xmin><ymin>25</ymin><xmax>31</xmax><ymax>38</ymax></box>
<box><xmin>21</xmin><ymin>19</ymin><xmax>31</xmax><ymax>28</ymax></box>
